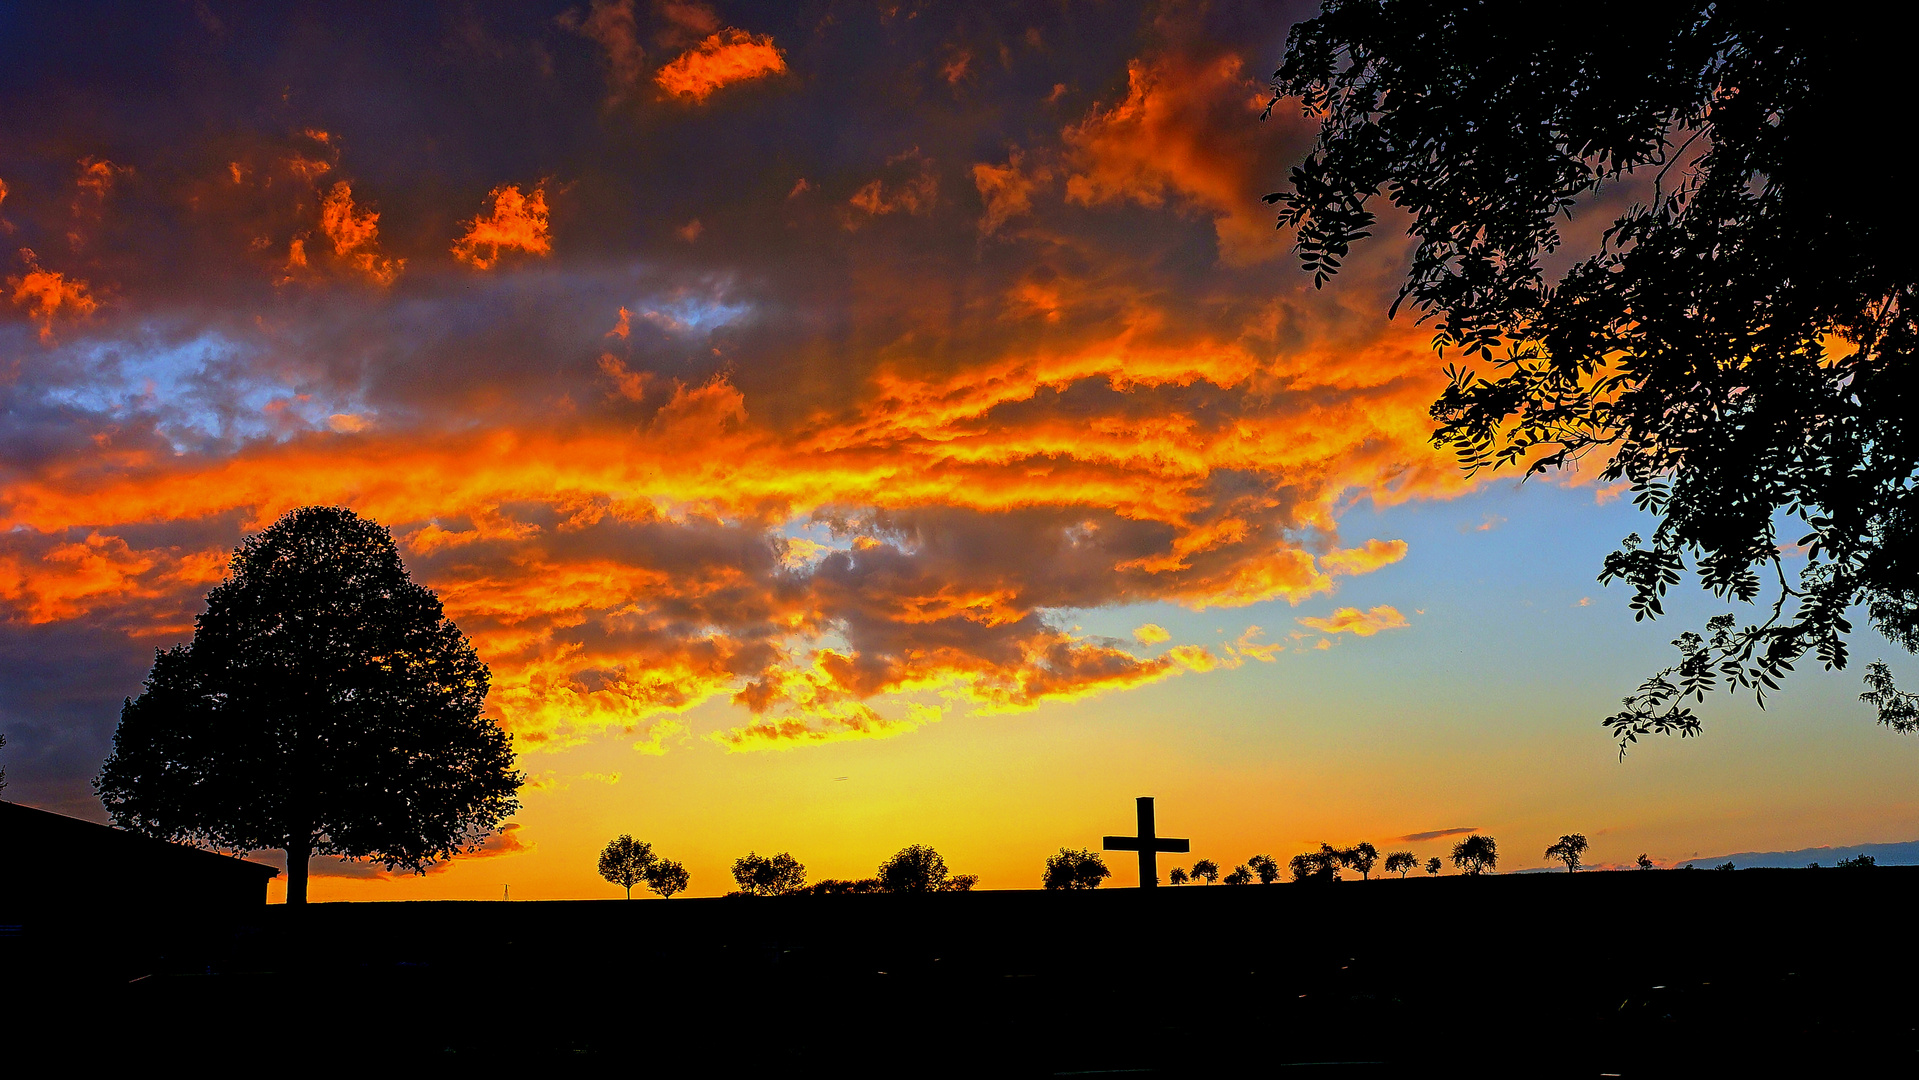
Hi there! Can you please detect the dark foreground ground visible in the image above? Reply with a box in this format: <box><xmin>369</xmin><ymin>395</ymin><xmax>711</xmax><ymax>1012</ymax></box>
<box><xmin>9</xmin><ymin>868</ymin><xmax>1919</xmax><ymax>1075</ymax></box>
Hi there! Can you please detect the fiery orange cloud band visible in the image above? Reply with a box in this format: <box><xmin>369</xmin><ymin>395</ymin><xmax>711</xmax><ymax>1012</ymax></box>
<box><xmin>655</xmin><ymin>28</ymin><xmax>786</xmax><ymax>103</ymax></box>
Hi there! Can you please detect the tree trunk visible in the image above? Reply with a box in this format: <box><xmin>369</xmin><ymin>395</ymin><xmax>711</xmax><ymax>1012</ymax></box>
<box><xmin>286</xmin><ymin>838</ymin><xmax>311</xmax><ymax>905</ymax></box>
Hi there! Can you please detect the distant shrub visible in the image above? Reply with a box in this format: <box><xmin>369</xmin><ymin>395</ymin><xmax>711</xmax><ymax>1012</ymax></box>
<box><xmin>1223</xmin><ymin>864</ymin><xmax>1253</xmax><ymax>885</ymax></box>
<box><xmin>1637</xmin><ymin>854</ymin><xmax>1654</xmax><ymax>870</ymax></box>
<box><xmin>1424</xmin><ymin>857</ymin><xmax>1441</xmax><ymax>875</ymax></box>
<box><xmin>1836</xmin><ymin>854</ymin><xmax>1877</xmax><ymax>870</ymax></box>
<box><xmin>1168</xmin><ymin>866</ymin><xmax>1190</xmax><ymax>885</ymax></box>
<box><xmin>809</xmin><ymin>877</ymin><xmax>883</xmax><ymax>895</ymax></box>
<box><xmin>1716</xmin><ymin>862</ymin><xmax>1736</xmax><ymax>871</ymax></box>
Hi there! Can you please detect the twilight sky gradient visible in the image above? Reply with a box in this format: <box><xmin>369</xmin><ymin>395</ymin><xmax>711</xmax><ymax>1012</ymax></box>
<box><xmin>3</xmin><ymin>0</ymin><xmax>1914</xmax><ymax>899</ymax></box>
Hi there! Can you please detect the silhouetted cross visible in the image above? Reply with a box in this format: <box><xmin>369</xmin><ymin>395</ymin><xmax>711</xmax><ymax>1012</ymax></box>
<box><xmin>1103</xmin><ymin>796</ymin><xmax>1188</xmax><ymax>888</ymax></box>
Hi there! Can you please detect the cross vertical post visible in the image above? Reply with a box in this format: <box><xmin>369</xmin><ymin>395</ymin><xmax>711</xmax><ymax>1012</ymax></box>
<box><xmin>1102</xmin><ymin>796</ymin><xmax>1190</xmax><ymax>888</ymax></box>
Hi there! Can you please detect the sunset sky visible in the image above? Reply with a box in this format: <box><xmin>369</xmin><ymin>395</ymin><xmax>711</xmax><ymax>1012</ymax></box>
<box><xmin>3</xmin><ymin>0</ymin><xmax>1914</xmax><ymax>900</ymax></box>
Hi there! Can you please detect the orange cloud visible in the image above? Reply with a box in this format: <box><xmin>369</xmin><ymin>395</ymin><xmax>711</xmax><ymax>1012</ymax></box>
<box><xmin>1296</xmin><ymin>605</ymin><xmax>1411</xmax><ymax>637</ymax></box>
<box><xmin>1063</xmin><ymin>48</ymin><xmax>1279</xmax><ymax>264</ymax></box>
<box><xmin>318</xmin><ymin>182</ymin><xmax>403</xmax><ymax>285</ymax></box>
<box><xmin>654</xmin><ymin>28</ymin><xmax>785</xmax><ymax>103</ymax></box>
<box><xmin>1319</xmin><ymin>538</ymin><xmax>1409</xmax><ymax>577</ymax></box>
<box><xmin>1133</xmin><ymin>622</ymin><xmax>1170</xmax><ymax>644</ymax></box>
<box><xmin>452</xmin><ymin>184</ymin><xmax>552</xmax><ymax>269</ymax></box>
<box><xmin>972</xmin><ymin>152</ymin><xmax>1047</xmax><ymax>235</ymax></box>
<box><xmin>8</xmin><ymin>248</ymin><xmax>98</xmax><ymax>340</ymax></box>
<box><xmin>846</xmin><ymin>152</ymin><xmax>938</xmax><ymax>223</ymax></box>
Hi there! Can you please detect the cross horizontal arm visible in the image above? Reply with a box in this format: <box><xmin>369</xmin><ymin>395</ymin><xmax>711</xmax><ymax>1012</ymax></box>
<box><xmin>1103</xmin><ymin>837</ymin><xmax>1189</xmax><ymax>852</ymax></box>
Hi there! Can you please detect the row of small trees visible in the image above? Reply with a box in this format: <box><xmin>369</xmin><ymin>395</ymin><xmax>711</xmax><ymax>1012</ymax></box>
<box><xmin>598</xmin><ymin>835</ymin><xmax>690</xmax><ymax>898</ymax></box>
<box><xmin>733</xmin><ymin>844</ymin><xmax>980</xmax><ymax>896</ymax></box>
<box><xmin>1164</xmin><ymin>835</ymin><xmax>1504</xmax><ymax>885</ymax></box>
<box><xmin>599</xmin><ymin>831</ymin><xmax>1686</xmax><ymax>897</ymax></box>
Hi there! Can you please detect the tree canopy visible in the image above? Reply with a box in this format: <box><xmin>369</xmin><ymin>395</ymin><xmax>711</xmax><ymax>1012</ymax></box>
<box><xmin>1269</xmin><ymin>1</ymin><xmax>1917</xmax><ymax>751</ymax></box>
<box><xmin>877</xmin><ymin>844</ymin><xmax>977</xmax><ymax>893</ymax></box>
<box><xmin>1384</xmin><ymin>851</ymin><xmax>1417</xmax><ymax>877</ymax></box>
<box><xmin>95</xmin><ymin>506</ymin><xmax>522</xmax><ymax>904</ymax></box>
<box><xmin>1042</xmin><ymin>847</ymin><xmax>1112</xmax><ymax>890</ymax></box>
<box><xmin>599</xmin><ymin>835</ymin><xmax>656</xmax><ymax>899</ymax></box>
<box><xmin>732</xmin><ymin>851</ymin><xmax>807</xmax><ymax>896</ymax></box>
<box><xmin>647</xmin><ymin>859</ymin><xmax>690</xmax><ymax>898</ymax></box>
<box><xmin>1188</xmin><ymin>858</ymin><xmax>1221</xmax><ymax>884</ymax></box>
<box><xmin>1450</xmin><ymin>835</ymin><xmax>1498</xmax><ymax>876</ymax></box>
<box><xmin>1544</xmin><ymin>834</ymin><xmax>1589</xmax><ymax>873</ymax></box>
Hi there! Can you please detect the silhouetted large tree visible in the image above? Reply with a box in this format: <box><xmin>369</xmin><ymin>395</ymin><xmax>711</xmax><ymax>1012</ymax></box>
<box><xmin>96</xmin><ymin>506</ymin><xmax>522</xmax><ymax>904</ymax></box>
<box><xmin>1269</xmin><ymin>2</ymin><xmax>1918</xmax><ymax>750</ymax></box>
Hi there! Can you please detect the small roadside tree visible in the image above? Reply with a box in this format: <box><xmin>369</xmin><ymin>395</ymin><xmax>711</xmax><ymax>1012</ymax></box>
<box><xmin>1042</xmin><ymin>847</ymin><xmax>1111</xmax><ymax>890</ymax></box>
<box><xmin>1451</xmin><ymin>835</ymin><xmax>1498</xmax><ymax>876</ymax></box>
<box><xmin>1288</xmin><ymin>848</ymin><xmax>1337</xmax><ymax>883</ymax></box>
<box><xmin>1189</xmin><ymin>858</ymin><xmax>1220</xmax><ymax>884</ymax></box>
<box><xmin>94</xmin><ymin>506</ymin><xmax>522</xmax><ymax>905</ymax></box>
<box><xmin>599</xmin><ymin>835</ymin><xmax>656</xmax><ymax>899</ymax></box>
<box><xmin>733</xmin><ymin>851</ymin><xmax>807</xmax><ymax>895</ymax></box>
<box><xmin>1168</xmin><ymin>866</ymin><xmax>1189</xmax><ymax>885</ymax></box>
<box><xmin>1424</xmin><ymin>857</ymin><xmax>1442</xmax><ymax>875</ymax></box>
<box><xmin>1544</xmin><ymin>834</ymin><xmax>1589</xmax><ymax>873</ymax></box>
<box><xmin>1223</xmin><ymin>864</ymin><xmax>1253</xmax><ymax>885</ymax></box>
<box><xmin>1248</xmin><ymin>854</ymin><xmax>1282</xmax><ymax>884</ymax></box>
<box><xmin>1637</xmin><ymin>854</ymin><xmax>1654</xmax><ymax>870</ymax></box>
<box><xmin>1343</xmin><ymin>842</ymin><xmax>1380</xmax><ymax>880</ymax></box>
<box><xmin>647</xmin><ymin>858</ymin><xmax>689</xmax><ymax>898</ymax></box>
<box><xmin>1383</xmin><ymin>851</ymin><xmax>1417</xmax><ymax>878</ymax></box>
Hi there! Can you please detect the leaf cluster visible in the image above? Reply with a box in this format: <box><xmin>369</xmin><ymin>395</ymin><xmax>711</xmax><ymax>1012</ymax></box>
<box><xmin>1271</xmin><ymin>1</ymin><xmax>1919</xmax><ymax>749</ymax></box>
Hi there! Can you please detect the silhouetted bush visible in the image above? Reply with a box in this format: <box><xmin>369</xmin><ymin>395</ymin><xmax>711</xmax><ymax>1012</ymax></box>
<box><xmin>1223</xmin><ymin>864</ymin><xmax>1252</xmax><ymax>885</ymax></box>
<box><xmin>1189</xmin><ymin>858</ymin><xmax>1220</xmax><ymax>884</ymax></box>
<box><xmin>1836</xmin><ymin>854</ymin><xmax>1877</xmax><ymax>869</ymax></box>
<box><xmin>1424</xmin><ymin>857</ymin><xmax>1441</xmax><ymax>875</ymax></box>
<box><xmin>1042</xmin><ymin>847</ymin><xmax>1111</xmax><ymax>890</ymax></box>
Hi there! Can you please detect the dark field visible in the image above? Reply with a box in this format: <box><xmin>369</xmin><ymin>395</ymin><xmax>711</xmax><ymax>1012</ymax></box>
<box><xmin>12</xmin><ymin>869</ymin><xmax>1919</xmax><ymax>1075</ymax></box>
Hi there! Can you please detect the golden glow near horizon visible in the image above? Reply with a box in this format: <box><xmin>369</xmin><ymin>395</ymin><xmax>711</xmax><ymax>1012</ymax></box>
<box><xmin>5</xmin><ymin>1</ymin><xmax>1917</xmax><ymax>900</ymax></box>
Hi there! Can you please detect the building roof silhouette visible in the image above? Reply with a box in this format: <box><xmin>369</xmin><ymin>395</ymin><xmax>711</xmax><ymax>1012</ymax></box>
<box><xmin>0</xmin><ymin>801</ymin><xmax>278</xmax><ymax>918</ymax></box>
